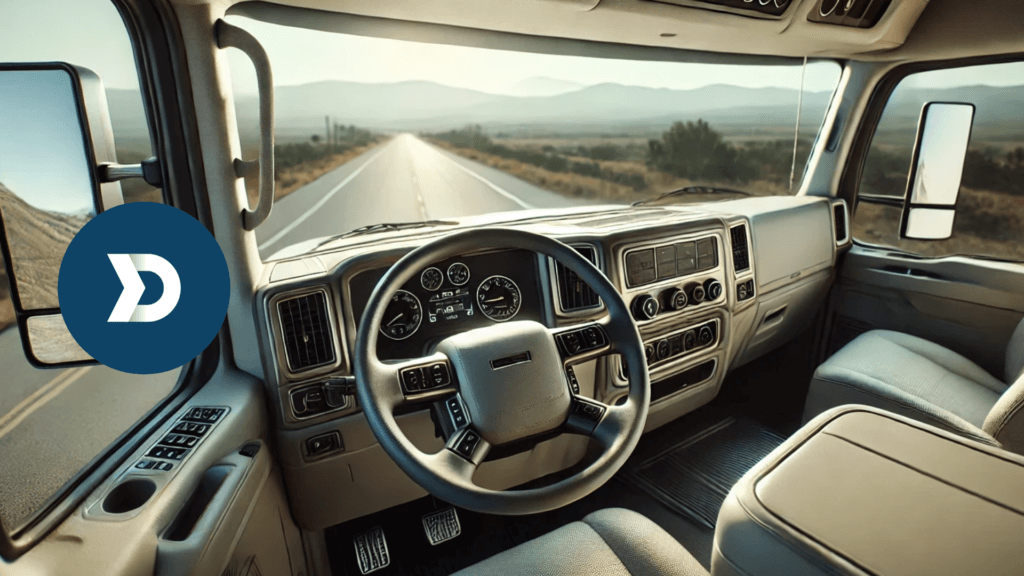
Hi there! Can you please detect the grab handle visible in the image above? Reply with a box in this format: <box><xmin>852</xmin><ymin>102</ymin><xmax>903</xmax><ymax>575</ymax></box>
<box><xmin>216</xmin><ymin>19</ymin><xmax>274</xmax><ymax>231</ymax></box>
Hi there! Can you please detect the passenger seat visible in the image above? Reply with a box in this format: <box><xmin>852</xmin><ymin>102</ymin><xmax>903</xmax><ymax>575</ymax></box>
<box><xmin>803</xmin><ymin>320</ymin><xmax>1024</xmax><ymax>454</ymax></box>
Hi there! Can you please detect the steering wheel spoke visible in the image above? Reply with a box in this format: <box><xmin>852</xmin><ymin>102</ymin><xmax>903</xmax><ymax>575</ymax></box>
<box><xmin>566</xmin><ymin>397</ymin><xmax>632</xmax><ymax>448</ymax></box>
<box><xmin>431</xmin><ymin>427</ymin><xmax>491</xmax><ymax>483</ymax></box>
<box><xmin>372</xmin><ymin>352</ymin><xmax>457</xmax><ymax>410</ymax></box>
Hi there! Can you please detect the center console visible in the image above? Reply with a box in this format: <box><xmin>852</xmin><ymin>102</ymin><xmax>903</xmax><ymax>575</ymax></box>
<box><xmin>715</xmin><ymin>406</ymin><xmax>1024</xmax><ymax>575</ymax></box>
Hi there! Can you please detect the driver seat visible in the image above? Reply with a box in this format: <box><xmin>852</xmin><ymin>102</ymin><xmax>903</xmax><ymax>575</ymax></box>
<box><xmin>452</xmin><ymin>508</ymin><xmax>708</xmax><ymax>576</ymax></box>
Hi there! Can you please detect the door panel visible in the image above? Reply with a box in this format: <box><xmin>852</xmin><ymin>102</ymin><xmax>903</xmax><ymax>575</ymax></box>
<box><xmin>829</xmin><ymin>245</ymin><xmax>1024</xmax><ymax>378</ymax></box>
<box><xmin>2</xmin><ymin>370</ymin><xmax>305</xmax><ymax>576</ymax></box>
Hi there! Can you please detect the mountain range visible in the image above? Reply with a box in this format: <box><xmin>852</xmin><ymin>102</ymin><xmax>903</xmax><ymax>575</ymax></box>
<box><xmin>104</xmin><ymin>79</ymin><xmax>1023</xmax><ymax>141</ymax></box>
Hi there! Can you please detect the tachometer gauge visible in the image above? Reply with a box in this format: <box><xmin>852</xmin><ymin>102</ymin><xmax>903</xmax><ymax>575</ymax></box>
<box><xmin>477</xmin><ymin>276</ymin><xmax>522</xmax><ymax>322</ymax></box>
<box><xmin>420</xmin><ymin>267</ymin><xmax>443</xmax><ymax>291</ymax></box>
<box><xmin>380</xmin><ymin>290</ymin><xmax>422</xmax><ymax>340</ymax></box>
<box><xmin>447</xmin><ymin>262</ymin><xmax>470</xmax><ymax>286</ymax></box>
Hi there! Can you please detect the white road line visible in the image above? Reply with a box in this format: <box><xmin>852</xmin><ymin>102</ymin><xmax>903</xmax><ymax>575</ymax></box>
<box><xmin>0</xmin><ymin>367</ymin><xmax>91</xmax><ymax>440</ymax></box>
<box><xmin>415</xmin><ymin>137</ymin><xmax>535</xmax><ymax>210</ymax></box>
<box><xmin>257</xmin><ymin>147</ymin><xmax>388</xmax><ymax>251</ymax></box>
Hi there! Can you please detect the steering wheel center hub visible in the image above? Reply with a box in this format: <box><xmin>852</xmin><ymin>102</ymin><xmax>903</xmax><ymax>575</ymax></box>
<box><xmin>437</xmin><ymin>321</ymin><xmax>570</xmax><ymax>445</ymax></box>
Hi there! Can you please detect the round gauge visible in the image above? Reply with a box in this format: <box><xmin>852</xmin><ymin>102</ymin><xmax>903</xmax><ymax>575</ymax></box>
<box><xmin>447</xmin><ymin>262</ymin><xmax>470</xmax><ymax>286</ymax></box>
<box><xmin>420</xmin><ymin>267</ymin><xmax>443</xmax><ymax>291</ymax></box>
<box><xmin>379</xmin><ymin>290</ymin><xmax>422</xmax><ymax>340</ymax></box>
<box><xmin>477</xmin><ymin>275</ymin><xmax>522</xmax><ymax>322</ymax></box>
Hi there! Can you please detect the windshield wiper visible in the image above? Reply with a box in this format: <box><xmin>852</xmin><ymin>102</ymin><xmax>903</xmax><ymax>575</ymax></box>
<box><xmin>316</xmin><ymin>220</ymin><xmax>458</xmax><ymax>246</ymax></box>
<box><xmin>632</xmin><ymin>186</ymin><xmax>749</xmax><ymax>206</ymax></box>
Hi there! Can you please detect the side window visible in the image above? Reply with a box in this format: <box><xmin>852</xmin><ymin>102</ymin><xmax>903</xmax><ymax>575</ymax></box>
<box><xmin>0</xmin><ymin>0</ymin><xmax>179</xmax><ymax>533</ymax></box>
<box><xmin>853</xmin><ymin>61</ymin><xmax>1024</xmax><ymax>261</ymax></box>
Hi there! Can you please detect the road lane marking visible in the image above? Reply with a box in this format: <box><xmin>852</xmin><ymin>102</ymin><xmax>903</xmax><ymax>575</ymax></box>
<box><xmin>257</xmin><ymin>146</ymin><xmax>389</xmax><ymax>251</ymax></box>
<box><xmin>414</xmin><ymin>137</ymin><xmax>535</xmax><ymax>210</ymax></box>
<box><xmin>0</xmin><ymin>366</ymin><xmax>91</xmax><ymax>440</ymax></box>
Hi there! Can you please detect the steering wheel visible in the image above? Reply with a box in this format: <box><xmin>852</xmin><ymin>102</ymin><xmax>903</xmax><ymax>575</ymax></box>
<box><xmin>354</xmin><ymin>228</ymin><xmax>650</xmax><ymax>515</ymax></box>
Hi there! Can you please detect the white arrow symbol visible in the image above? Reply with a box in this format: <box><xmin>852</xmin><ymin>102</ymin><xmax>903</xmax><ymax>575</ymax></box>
<box><xmin>107</xmin><ymin>254</ymin><xmax>181</xmax><ymax>322</ymax></box>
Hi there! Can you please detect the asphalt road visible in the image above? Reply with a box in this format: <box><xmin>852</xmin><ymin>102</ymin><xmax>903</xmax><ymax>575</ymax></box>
<box><xmin>0</xmin><ymin>133</ymin><xmax>598</xmax><ymax>529</ymax></box>
<box><xmin>256</xmin><ymin>133</ymin><xmax>596</xmax><ymax>256</ymax></box>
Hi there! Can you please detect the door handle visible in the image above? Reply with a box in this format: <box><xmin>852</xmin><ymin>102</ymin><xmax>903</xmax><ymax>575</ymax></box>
<box><xmin>880</xmin><ymin>266</ymin><xmax>943</xmax><ymax>280</ymax></box>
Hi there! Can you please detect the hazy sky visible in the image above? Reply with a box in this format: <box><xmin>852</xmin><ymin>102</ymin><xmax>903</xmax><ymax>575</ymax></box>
<box><xmin>224</xmin><ymin>16</ymin><xmax>848</xmax><ymax>95</ymax></box>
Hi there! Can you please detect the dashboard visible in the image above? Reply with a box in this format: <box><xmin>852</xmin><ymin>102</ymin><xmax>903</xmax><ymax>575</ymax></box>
<box><xmin>256</xmin><ymin>195</ymin><xmax>849</xmax><ymax>531</ymax></box>
<box><xmin>348</xmin><ymin>249</ymin><xmax>545</xmax><ymax>360</ymax></box>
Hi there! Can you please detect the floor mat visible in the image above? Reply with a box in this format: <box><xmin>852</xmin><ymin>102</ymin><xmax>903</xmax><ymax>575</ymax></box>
<box><xmin>622</xmin><ymin>417</ymin><xmax>785</xmax><ymax>528</ymax></box>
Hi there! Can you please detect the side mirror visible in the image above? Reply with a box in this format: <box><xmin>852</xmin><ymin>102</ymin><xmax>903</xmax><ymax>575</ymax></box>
<box><xmin>0</xmin><ymin>64</ymin><xmax>125</xmax><ymax>366</ymax></box>
<box><xmin>900</xmin><ymin>102</ymin><xmax>975</xmax><ymax>241</ymax></box>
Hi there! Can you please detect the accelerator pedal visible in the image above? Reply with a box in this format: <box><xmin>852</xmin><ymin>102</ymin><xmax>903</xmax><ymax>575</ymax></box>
<box><xmin>353</xmin><ymin>526</ymin><xmax>390</xmax><ymax>574</ymax></box>
<box><xmin>422</xmin><ymin>506</ymin><xmax>461</xmax><ymax>546</ymax></box>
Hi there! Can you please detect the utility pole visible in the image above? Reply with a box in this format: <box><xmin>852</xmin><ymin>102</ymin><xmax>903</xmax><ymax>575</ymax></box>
<box><xmin>325</xmin><ymin>115</ymin><xmax>331</xmax><ymax>153</ymax></box>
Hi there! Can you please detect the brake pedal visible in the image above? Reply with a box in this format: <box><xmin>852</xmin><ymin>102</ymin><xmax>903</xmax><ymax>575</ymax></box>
<box><xmin>353</xmin><ymin>527</ymin><xmax>390</xmax><ymax>574</ymax></box>
<box><xmin>422</xmin><ymin>506</ymin><xmax>461</xmax><ymax>546</ymax></box>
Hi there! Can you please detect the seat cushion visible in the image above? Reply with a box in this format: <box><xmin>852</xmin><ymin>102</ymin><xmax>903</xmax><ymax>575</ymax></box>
<box><xmin>451</xmin><ymin>508</ymin><xmax>708</xmax><ymax>576</ymax></box>
<box><xmin>804</xmin><ymin>330</ymin><xmax>1006</xmax><ymax>442</ymax></box>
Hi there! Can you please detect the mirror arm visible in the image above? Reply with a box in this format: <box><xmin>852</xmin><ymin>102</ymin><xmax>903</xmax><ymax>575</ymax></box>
<box><xmin>98</xmin><ymin>156</ymin><xmax>163</xmax><ymax>188</ymax></box>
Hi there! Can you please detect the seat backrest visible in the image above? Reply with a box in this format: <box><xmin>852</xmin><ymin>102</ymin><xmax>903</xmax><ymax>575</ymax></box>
<box><xmin>1007</xmin><ymin>316</ymin><xmax>1024</xmax><ymax>385</ymax></box>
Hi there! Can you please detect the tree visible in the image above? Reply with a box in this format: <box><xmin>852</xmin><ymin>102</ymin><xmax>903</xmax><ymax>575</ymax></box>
<box><xmin>646</xmin><ymin>120</ymin><xmax>755</xmax><ymax>182</ymax></box>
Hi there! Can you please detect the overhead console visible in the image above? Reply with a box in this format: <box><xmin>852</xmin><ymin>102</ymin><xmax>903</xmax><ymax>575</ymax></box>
<box><xmin>649</xmin><ymin>0</ymin><xmax>792</xmax><ymax>19</ymax></box>
<box><xmin>808</xmin><ymin>0</ymin><xmax>891</xmax><ymax>28</ymax></box>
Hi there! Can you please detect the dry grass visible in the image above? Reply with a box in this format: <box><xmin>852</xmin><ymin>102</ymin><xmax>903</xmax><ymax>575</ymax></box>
<box><xmin>429</xmin><ymin>140</ymin><xmax>791</xmax><ymax>204</ymax></box>
<box><xmin>244</xmin><ymin>139</ymin><xmax>388</xmax><ymax>206</ymax></box>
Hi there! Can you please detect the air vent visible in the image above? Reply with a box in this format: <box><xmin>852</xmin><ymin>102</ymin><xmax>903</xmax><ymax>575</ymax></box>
<box><xmin>833</xmin><ymin>202</ymin><xmax>849</xmax><ymax>244</ymax></box>
<box><xmin>556</xmin><ymin>245</ymin><xmax>601</xmax><ymax>313</ymax></box>
<box><xmin>278</xmin><ymin>290</ymin><xmax>336</xmax><ymax>373</ymax></box>
<box><xmin>730</xmin><ymin>224</ymin><xmax>750</xmax><ymax>273</ymax></box>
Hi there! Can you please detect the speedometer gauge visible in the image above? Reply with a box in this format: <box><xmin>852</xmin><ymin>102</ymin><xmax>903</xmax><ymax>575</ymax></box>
<box><xmin>380</xmin><ymin>290</ymin><xmax>422</xmax><ymax>340</ymax></box>
<box><xmin>477</xmin><ymin>276</ymin><xmax>522</xmax><ymax>322</ymax></box>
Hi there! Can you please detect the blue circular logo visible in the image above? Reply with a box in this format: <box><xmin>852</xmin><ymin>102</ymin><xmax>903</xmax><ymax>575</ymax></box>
<box><xmin>59</xmin><ymin>202</ymin><xmax>230</xmax><ymax>374</ymax></box>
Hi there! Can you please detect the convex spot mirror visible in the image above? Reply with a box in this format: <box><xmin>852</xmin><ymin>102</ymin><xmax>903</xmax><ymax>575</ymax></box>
<box><xmin>0</xmin><ymin>64</ymin><xmax>124</xmax><ymax>367</ymax></box>
<box><xmin>900</xmin><ymin>102</ymin><xmax>976</xmax><ymax>241</ymax></box>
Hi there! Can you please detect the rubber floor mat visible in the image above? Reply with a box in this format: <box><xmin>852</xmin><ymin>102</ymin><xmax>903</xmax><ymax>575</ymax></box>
<box><xmin>622</xmin><ymin>417</ymin><xmax>784</xmax><ymax>528</ymax></box>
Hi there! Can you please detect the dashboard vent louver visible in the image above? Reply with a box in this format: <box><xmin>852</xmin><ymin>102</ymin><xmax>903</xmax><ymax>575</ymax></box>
<box><xmin>556</xmin><ymin>245</ymin><xmax>601</xmax><ymax>313</ymax></box>
<box><xmin>730</xmin><ymin>224</ymin><xmax>751</xmax><ymax>273</ymax></box>
<box><xmin>278</xmin><ymin>291</ymin><xmax>336</xmax><ymax>373</ymax></box>
<box><xmin>833</xmin><ymin>202</ymin><xmax>849</xmax><ymax>244</ymax></box>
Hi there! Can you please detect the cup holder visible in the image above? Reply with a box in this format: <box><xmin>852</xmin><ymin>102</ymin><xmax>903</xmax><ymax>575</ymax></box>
<box><xmin>102</xmin><ymin>477</ymin><xmax>157</xmax><ymax>514</ymax></box>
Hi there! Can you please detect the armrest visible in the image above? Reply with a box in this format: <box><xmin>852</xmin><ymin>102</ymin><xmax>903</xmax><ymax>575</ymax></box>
<box><xmin>713</xmin><ymin>406</ymin><xmax>1024</xmax><ymax>576</ymax></box>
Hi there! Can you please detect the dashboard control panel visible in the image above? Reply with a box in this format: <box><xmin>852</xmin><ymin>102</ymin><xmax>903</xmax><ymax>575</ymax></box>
<box><xmin>644</xmin><ymin>319</ymin><xmax>719</xmax><ymax>367</ymax></box>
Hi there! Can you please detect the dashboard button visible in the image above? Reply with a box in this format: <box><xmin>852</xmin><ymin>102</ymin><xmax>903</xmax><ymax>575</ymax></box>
<box><xmin>683</xmin><ymin>330</ymin><xmax>697</xmax><ymax>350</ymax></box>
<box><xmin>401</xmin><ymin>368</ymin><xmax>424</xmax><ymax>392</ymax></box>
<box><xmin>580</xmin><ymin>326</ymin><xmax>605</xmax><ymax>349</ymax></box>
<box><xmin>656</xmin><ymin>339</ymin><xmax>670</xmax><ymax>360</ymax></box>
<box><xmin>644</xmin><ymin>344</ymin><xmax>656</xmax><ymax>363</ymax></box>
<box><xmin>698</xmin><ymin>325</ymin><xmax>714</xmax><ymax>346</ymax></box>
<box><xmin>565</xmin><ymin>366</ymin><xmax>580</xmax><ymax>394</ymax></box>
<box><xmin>453</xmin><ymin>429</ymin><xmax>480</xmax><ymax>460</ymax></box>
<box><xmin>428</xmin><ymin>363</ymin><xmax>451</xmax><ymax>387</ymax></box>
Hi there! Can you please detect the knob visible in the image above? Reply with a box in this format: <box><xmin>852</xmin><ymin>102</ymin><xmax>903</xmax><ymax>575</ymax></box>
<box><xmin>689</xmin><ymin>284</ymin><xmax>706</xmax><ymax>305</ymax></box>
<box><xmin>644</xmin><ymin>343</ymin><xmax>655</xmax><ymax>363</ymax></box>
<box><xmin>698</xmin><ymin>325</ymin><xmax>714</xmax><ymax>346</ymax></box>
<box><xmin>631</xmin><ymin>294</ymin><xmax>659</xmax><ymax>321</ymax></box>
<box><xmin>666</xmin><ymin>288</ymin><xmax>688</xmax><ymax>311</ymax></box>
<box><xmin>655</xmin><ymin>339</ymin><xmax>671</xmax><ymax>361</ymax></box>
<box><xmin>703</xmin><ymin>279</ymin><xmax>723</xmax><ymax>301</ymax></box>
<box><xmin>738</xmin><ymin>282</ymin><xmax>749</xmax><ymax>300</ymax></box>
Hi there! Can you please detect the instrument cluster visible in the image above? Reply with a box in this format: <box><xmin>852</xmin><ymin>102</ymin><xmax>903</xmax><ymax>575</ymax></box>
<box><xmin>348</xmin><ymin>249</ymin><xmax>544</xmax><ymax>360</ymax></box>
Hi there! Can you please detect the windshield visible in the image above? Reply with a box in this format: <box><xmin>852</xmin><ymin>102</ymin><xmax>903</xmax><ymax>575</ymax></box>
<box><xmin>224</xmin><ymin>17</ymin><xmax>841</xmax><ymax>260</ymax></box>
